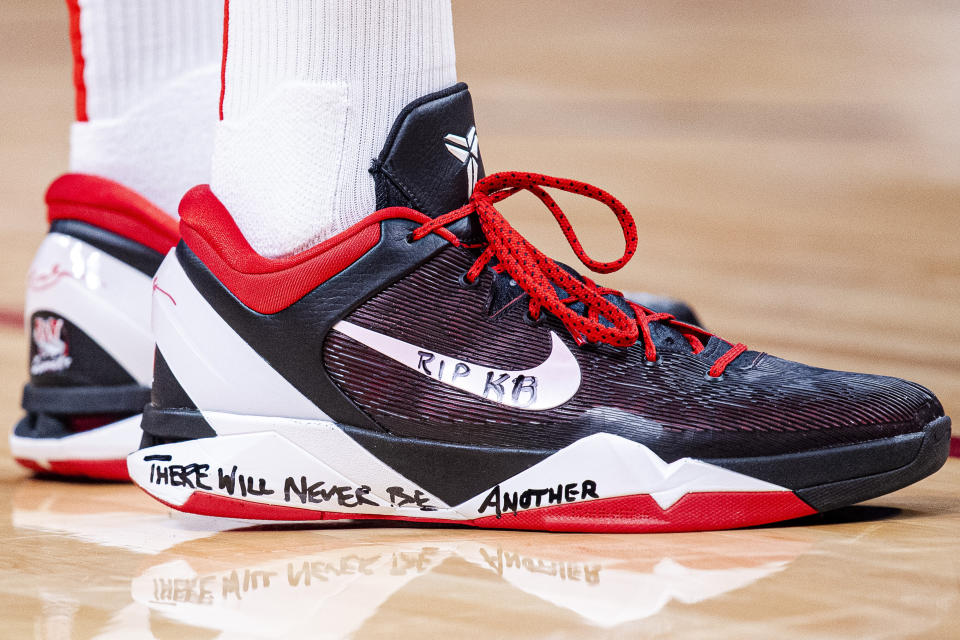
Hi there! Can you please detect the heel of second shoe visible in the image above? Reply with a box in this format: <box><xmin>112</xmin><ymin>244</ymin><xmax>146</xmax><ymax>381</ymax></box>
<box><xmin>12</xmin><ymin>381</ymin><xmax>151</xmax><ymax>479</ymax></box>
<box><xmin>10</xmin><ymin>413</ymin><xmax>144</xmax><ymax>480</ymax></box>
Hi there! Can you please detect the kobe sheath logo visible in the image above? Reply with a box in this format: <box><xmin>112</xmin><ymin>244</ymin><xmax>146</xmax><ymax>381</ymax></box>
<box><xmin>31</xmin><ymin>316</ymin><xmax>72</xmax><ymax>375</ymax></box>
<box><xmin>444</xmin><ymin>126</ymin><xmax>480</xmax><ymax>194</ymax></box>
<box><xmin>332</xmin><ymin>321</ymin><xmax>581</xmax><ymax>411</ymax></box>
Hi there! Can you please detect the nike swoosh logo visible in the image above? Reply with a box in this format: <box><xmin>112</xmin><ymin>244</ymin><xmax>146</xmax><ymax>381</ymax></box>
<box><xmin>332</xmin><ymin>321</ymin><xmax>581</xmax><ymax>411</ymax></box>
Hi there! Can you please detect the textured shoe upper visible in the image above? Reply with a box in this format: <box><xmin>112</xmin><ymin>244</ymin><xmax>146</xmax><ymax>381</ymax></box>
<box><xmin>323</xmin><ymin>245</ymin><xmax>942</xmax><ymax>459</ymax></box>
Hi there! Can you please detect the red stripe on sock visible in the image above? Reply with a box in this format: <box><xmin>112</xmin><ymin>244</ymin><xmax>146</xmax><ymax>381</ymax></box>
<box><xmin>66</xmin><ymin>0</ymin><xmax>87</xmax><ymax>121</ymax></box>
<box><xmin>219</xmin><ymin>0</ymin><xmax>229</xmax><ymax>120</ymax></box>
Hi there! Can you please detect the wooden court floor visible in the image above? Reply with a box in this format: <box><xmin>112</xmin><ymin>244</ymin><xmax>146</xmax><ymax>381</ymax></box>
<box><xmin>0</xmin><ymin>1</ymin><xmax>958</xmax><ymax>637</ymax></box>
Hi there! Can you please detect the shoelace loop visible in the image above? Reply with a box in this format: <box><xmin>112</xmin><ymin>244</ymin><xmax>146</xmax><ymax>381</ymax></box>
<box><xmin>415</xmin><ymin>172</ymin><xmax>639</xmax><ymax>347</ymax></box>
<box><xmin>412</xmin><ymin>171</ymin><xmax>746</xmax><ymax>376</ymax></box>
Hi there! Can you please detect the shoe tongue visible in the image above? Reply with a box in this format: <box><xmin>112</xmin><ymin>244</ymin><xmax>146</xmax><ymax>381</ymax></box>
<box><xmin>371</xmin><ymin>82</ymin><xmax>484</xmax><ymax>218</ymax></box>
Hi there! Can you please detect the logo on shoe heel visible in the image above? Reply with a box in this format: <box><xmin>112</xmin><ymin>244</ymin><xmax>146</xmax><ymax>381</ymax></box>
<box><xmin>31</xmin><ymin>316</ymin><xmax>72</xmax><ymax>375</ymax></box>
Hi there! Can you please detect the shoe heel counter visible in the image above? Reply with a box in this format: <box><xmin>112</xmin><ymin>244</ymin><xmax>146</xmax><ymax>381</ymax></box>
<box><xmin>25</xmin><ymin>231</ymin><xmax>155</xmax><ymax>389</ymax></box>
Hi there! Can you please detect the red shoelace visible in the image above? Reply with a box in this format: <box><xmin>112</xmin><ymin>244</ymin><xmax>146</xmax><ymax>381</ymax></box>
<box><xmin>412</xmin><ymin>171</ymin><xmax>747</xmax><ymax>378</ymax></box>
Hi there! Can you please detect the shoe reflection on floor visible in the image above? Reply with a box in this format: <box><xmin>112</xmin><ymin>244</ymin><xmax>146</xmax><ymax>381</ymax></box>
<box><xmin>9</xmin><ymin>479</ymin><xmax>812</xmax><ymax>637</ymax></box>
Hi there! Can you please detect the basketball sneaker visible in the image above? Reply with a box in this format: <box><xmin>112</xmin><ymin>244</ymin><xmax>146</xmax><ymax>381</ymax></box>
<box><xmin>11</xmin><ymin>174</ymin><xmax>179</xmax><ymax>480</ymax></box>
<box><xmin>127</xmin><ymin>84</ymin><xmax>949</xmax><ymax>531</ymax></box>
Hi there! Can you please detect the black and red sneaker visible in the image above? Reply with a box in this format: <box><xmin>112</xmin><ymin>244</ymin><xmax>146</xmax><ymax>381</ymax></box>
<box><xmin>127</xmin><ymin>84</ymin><xmax>950</xmax><ymax>532</ymax></box>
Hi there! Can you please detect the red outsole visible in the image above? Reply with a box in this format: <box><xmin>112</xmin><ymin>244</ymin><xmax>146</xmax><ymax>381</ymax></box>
<box><xmin>16</xmin><ymin>457</ymin><xmax>130</xmax><ymax>481</ymax></box>
<box><xmin>150</xmin><ymin>488</ymin><xmax>816</xmax><ymax>533</ymax></box>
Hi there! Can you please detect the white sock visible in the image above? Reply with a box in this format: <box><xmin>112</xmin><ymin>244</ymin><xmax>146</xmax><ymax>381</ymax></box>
<box><xmin>66</xmin><ymin>0</ymin><xmax>223</xmax><ymax>217</ymax></box>
<box><xmin>211</xmin><ymin>0</ymin><xmax>457</xmax><ymax>258</ymax></box>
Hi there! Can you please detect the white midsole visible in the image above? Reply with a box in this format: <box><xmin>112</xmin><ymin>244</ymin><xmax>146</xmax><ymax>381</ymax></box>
<box><xmin>128</xmin><ymin>411</ymin><xmax>787</xmax><ymax>521</ymax></box>
<box><xmin>10</xmin><ymin>414</ymin><xmax>143</xmax><ymax>463</ymax></box>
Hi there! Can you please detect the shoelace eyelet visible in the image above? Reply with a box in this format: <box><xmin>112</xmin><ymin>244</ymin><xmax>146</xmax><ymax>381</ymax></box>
<box><xmin>644</xmin><ymin>355</ymin><xmax>663</xmax><ymax>367</ymax></box>
<box><xmin>523</xmin><ymin>309</ymin><xmax>544</xmax><ymax>327</ymax></box>
<box><xmin>404</xmin><ymin>232</ymin><xmax>417</xmax><ymax>244</ymax></box>
<box><xmin>457</xmin><ymin>271</ymin><xmax>480</xmax><ymax>289</ymax></box>
<box><xmin>704</xmin><ymin>372</ymin><xmax>723</xmax><ymax>382</ymax></box>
